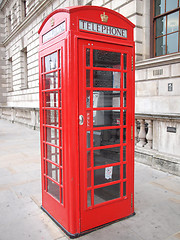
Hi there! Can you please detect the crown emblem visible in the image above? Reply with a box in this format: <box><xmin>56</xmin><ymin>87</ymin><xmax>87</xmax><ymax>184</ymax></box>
<box><xmin>100</xmin><ymin>12</ymin><xmax>108</xmax><ymax>23</ymax></box>
<box><xmin>51</xmin><ymin>18</ymin><xmax>55</xmax><ymax>27</ymax></box>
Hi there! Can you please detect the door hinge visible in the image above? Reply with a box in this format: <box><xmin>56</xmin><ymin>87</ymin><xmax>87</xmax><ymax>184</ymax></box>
<box><xmin>131</xmin><ymin>126</ymin><xmax>133</xmax><ymax>140</ymax></box>
<box><xmin>131</xmin><ymin>56</ymin><xmax>133</xmax><ymax>71</ymax></box>
<box><xmin>131</xmin><ymin>193</ymin><xmax>133</xmax><ymax>208</ymax></box>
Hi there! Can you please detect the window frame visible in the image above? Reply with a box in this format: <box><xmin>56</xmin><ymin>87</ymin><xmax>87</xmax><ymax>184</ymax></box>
<box><xmin>152</xmin><ymin>0</ymin><xmax>180</xmax><ymax>57</ymax></box>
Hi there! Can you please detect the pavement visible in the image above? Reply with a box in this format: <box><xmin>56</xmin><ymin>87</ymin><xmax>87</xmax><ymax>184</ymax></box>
<box><xmin>0</xmin><ymin>118</ymin><xmax>180</xmax><ymax>240</ymax></box>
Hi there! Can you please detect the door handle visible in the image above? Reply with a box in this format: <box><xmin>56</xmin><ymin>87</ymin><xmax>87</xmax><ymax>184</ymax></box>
<box><xmin>79</xmin><ymin>115</ymin><xmax>84</xmax><ymax>125</ymax></box>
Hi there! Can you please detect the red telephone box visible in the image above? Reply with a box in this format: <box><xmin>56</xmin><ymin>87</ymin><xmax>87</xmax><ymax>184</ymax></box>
<box><xmin>38</xmin><ymin>6</ymin><xmax>135</xmax><ymax>238</ymax></box>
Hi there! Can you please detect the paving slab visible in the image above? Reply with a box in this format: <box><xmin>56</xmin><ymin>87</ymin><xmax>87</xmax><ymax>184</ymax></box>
<box><xmin>0</xmin><ymin>119</ymin><xmax>180</xmax><ymax>240</ymax></box>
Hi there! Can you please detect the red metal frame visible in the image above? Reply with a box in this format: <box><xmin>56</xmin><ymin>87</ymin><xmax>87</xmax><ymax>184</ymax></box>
<box><xmin>38</xmin><ymin>6</ymin><xmax>135</xmax><ymax>237</ymax></box>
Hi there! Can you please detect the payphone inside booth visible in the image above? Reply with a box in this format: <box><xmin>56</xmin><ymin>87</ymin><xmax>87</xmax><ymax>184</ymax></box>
<box><xmin>38</xmin><ymin>6</ymin><xmax>135</xmax><ymax>238</ymax></box>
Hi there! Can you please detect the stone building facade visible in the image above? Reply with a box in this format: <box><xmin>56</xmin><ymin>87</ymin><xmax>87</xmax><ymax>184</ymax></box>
<box><xmin>0</xmin><ymin>0</ymin><xmax>179</xmax><ymax>176</ymax></box>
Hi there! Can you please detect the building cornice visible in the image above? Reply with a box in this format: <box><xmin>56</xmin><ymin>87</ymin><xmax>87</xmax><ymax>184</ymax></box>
<box><xmin>135</xmin><ymin>52</ymin><xmax>180</xmax><ymax>69</ymax></box>
<box><xmin>2</xmin><ymin>0</ymin><xmax>52</xmax><ymax>46</ymax></box>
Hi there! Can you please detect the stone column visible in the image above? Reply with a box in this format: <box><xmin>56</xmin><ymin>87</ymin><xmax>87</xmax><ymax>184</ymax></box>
<box><xmin>137</xmin><ymin>119</ymin><xmax>146</xmax><ymax>147</ymax></box>
<box><xmin>144</xmin><ymin>120</ymin><xmax>153</xmax><ymax>149</ymax></box>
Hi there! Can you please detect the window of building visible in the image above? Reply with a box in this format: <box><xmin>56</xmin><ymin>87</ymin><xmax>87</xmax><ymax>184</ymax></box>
<box><xmin>20</xmin><ymin>47</ymin><xmax>28</xmax><ymax>89</ymax></box>
<box><xmin>154</xmin><ymin>0</ymin><xmax>180</xmax><ymax>56</ymax></box>
<box><xmin>7</xmin><ymin>57</ymin><xmax>13</xmax><ymax>92</ymax></box>
<box><xmin>21</xmin><ymin>0</ymin><xmax>27</xmax><ymax>18</ymax></box>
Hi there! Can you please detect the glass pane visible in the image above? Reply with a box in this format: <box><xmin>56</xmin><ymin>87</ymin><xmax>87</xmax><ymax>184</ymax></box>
<box><xmin>47</xmin><ymin>162</ymin><xmax>59</xmax><ymax>183</ymax></box>
<box><xmin>123</xmin><ymin>91</ymin><xmax>127</xmax><ymax>107</ymax></box>
<box><xmin>93</xmin><ymin>110</ymin><xmax>120</xmax><ymax>127</ymax></box>
<box><xmin>86</xmin><ymin>70</ymin><xmax>90</xmax><ymax>87</ymax></box>
<box><xmin>47</xmin><ymin>179</ymin><xmax>60</xmax><ymax>201</ymax></box>
<box><xmin>45</xmin><ymin>110</ymin><xmax>59</xmax><ymax>126</ymax></box>
<box><xmin>94</xmin><ymin>147</ymin><xmax>120</xmax><ymax>167</ymax></box>
<box><xmin>45</xmin><ymin>52</ymin><xmax>57</xmax><ymax>72</ymax></box>
<box><xmin>86</xmin><ymin>90</ymin><xmax>90</xmax><ymax>108</ymax></box>
<box><xmin>87</xmin><ymin>131</ymin><xmax>91</xmax><ymax>148</ymax></box>
<box><xmin>167</xmin><ymin>32</ymin><xmax>178</xmax><ymax>54</ymax></box>
<box><xmin>156</xmin><ymin>36</ymin><xmax>166</xmax><ymax>56</ymax></box>
<box><xmin>123</xmin><ymin>128</ymin><xmax>126</xmax><ymax>143</ymax></box>
<box><xmin>60</xmin><ymin>150</ymin><xmax>63</xmax><ymax>166</ymax></box>
<box><xmin>123</xmin><ymin>182</ymin><xmax>126</xmax><ymax>196</ymax></box>
<box><xmin>123</xmin><ymin>54</ymin><xmax>127</xmax><ymax>70</ymax></box>
<box><xmin>154</xmin><ymin>0</ymin><xmax>165</xmax><ymax>16</ymax></box>
<box><xmin>167</xmin><ymin>12</ymin><xmax>179</xmax><ymax>34</ymax></box>
<box><xmin>46</xmin><ymin>127</ymin><xmax>59</xmax><ymax>146</ymax></box>
<box><xmin>94</xmin><ymin>165</ymin><xmax>120</xmax><ymax>185</ymax></box>
<box><xmin>123</xmin><ymin>164</ymin><xmax>126</xmax><ymax>179</ymax></box>
<box><xmin>87</xmin><ymin>151</ymin><xmax>91</xmax><ymax>168</ymax></box>
<box><xmin>166</xmin><ymin>0</ymin><xmax>178</xmax><ymax>12</ymax></box>
<box><xmin>93</xmin><ymin>91</ymin><xmax>120</xmax><ymax>108</ymax></box>
<box><xmin>86</xmin><ymin>48</ymin><xmax>90</xmax><ymax>66</ymax></box>
<box><xmin>123</xmin><ymin>72</ymin><xmax>127</xmax><ymax>88</ymax></box>
<box><xmin>87</xmin><ymin>171</ymin><xmax>91</xmax><ymax>187</ymax></box>
<box><xmin>87</xmin><ymin>190</ymin><xmax>91</xmax><ymax>207</ymax></box>
<box><xmin>87</xmin><ymin>111</ymin><xmax>91</xmax><ymax>128</ymax></box>
<box><xmin>59</xmin><ymin>50</ymin><xmax>61</xmax><ymax>68</ymax></box>
<box><xmin>44</xmin><ymin>91</ymin><xmax>58</xmax><ymax>108</ymax></box>
<box><xmin>94</xmin><ymin>183</ymin><xmax>120</xmax><ymax>205</ymax></box>
<box><xmin>44</xmin><ymin>72</ymin><xmax>58</xmax><ymax>89</ymax></box>
<box><xmin>47</xmin><ymin>145</ymin><xmax>59</xmax><ymax>164</ymax></box>
<box><xmin>60</xmin><ymin>168</ymin><xmax>63</xmax><ymax>185</ymax></box>
<box><xmin>123</xmin><ymin>146</ymin><xmax>126</xmax><ymax>161</ymax></box>
<box><xmin>93</xmin><ymin>70</ymin><xmax>121</xmax><ymax>88</ymax></box>
<box><xmin>123</xmin><ymin>110</ymin><xmax>126</xmax><ymax>125</ymax></box>
<box><xmin>93</xmin><ymin>129</ymin><xmax>120</xmax><ymax>147</ymax></box>
<box><xmin>60</xmin><ymin>188</ymin><xmax>63</xmax><ymax>204</ymax></box>
<box><xmin>156</xmin><ymin>16</ymin><xmax>166</xmax><ymax>37</ymax></box>
<box><xmin>93</xmin><ymin>50</ymin><xmax>121</xmax><ymax>69</ymax></box>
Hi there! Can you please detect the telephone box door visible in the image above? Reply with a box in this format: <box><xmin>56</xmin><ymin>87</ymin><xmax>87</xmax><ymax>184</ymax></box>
<box><xmin>78</xmin><ymin>39</ymin><xmax>134</xmax><ymax>232</ymax></box>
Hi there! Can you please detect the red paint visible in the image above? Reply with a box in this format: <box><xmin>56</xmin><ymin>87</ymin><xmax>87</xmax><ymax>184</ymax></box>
<box><xmin>39</xmin><ymin>6</ymin><xmax>135</xmax><ymax>237</ymax></box>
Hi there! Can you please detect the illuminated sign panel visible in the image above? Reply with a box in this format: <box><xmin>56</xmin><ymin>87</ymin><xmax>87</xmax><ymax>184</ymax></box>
<box><xmin>79</xmin><ymin>20</ymin><xmax>127</xmax><ymax>38</ymax></box>
<box><xmin>43</xmin><ymin>21</ymin><xmax>65</xmax><ymax>43</ymax></box>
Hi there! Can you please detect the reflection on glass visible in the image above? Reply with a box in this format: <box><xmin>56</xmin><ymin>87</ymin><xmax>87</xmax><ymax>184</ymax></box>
<box><xmin>167</xmin><ymin>32</ymin><xmax>178</xmax><ymax>54</ymax></box>
<box><xmin>87</xmin><ymin>171</ymin><xmax>91</xmax><ymax>187</ymax></box>
<box><xmin>86</xmin><ymin>48</ymin><xmax>90</xmax><ymax>66</ymax></box>
<box><xmin>86</xmin><ymin>70</ymin><xmax>90</xmax><ymax>87</ymax></box>
<box><xmin>93</xmin><ymin>50</ymin><xmax>121</xmax><ymax>69</ymax></box>
<box><xmin>87</xmin><ymin>151</ymin><xmax>91</xmax><ymax>168</ymax></box>
<box><xmin>123</xmin><ymin>182</ymin><xmax>126</xmax><ymax>196</ymax></box>
<box><xmin>60</xmin><ymin>168</ymin><xmax>63</xmax><ymax>185</ymax></box>
<box><xmin>94</xmin><ymin>147</ymin><xmax>120</xmax><ymax>166</ymax></box>
<box><xmin>123</xmin><ymin>54</ymin><xmax>127</xmax><ymax>70</ymax></box>
<box><xmin>123</xmin><ymin>91</ymin><xmax>127</xmax><ymax>107</ymax></box>
<box><xmin>93</xmin><ymin>91</ymin><xmax>120</xmax><ymax>108</ymax></box>
<box><xmin>166</xmin><ymin>0</ymin><xmax>178</xmax><ymax>12</ymax></box>
<box><xmin>46</xmin><ymin>127</ymin><xmax>59</xmax><ymax>146</ymax></box>
<box><xmin>87</xmin><ymin>111</ymin><xmax>91</xmax><ymax>128</ymax></box>
<box><xmin>87</xmin><ymin>131</ymin><xmax>91</xmax><ymax>148</ymax></box>
<box><xmin>93</xmin><ymin>110</ymin><xmax>120</xmax><ymax>127</ymax></box>
<box><xmin>155</xmin><ymin>0</ymin><xmax>165</xmax><ymax>16</ymax></box>
<box><xmin>167</xmin><ymin>12</ymin><xmax>179</xmax><ymax>34</ymax></box>
<box><xmin>44</xmin><ymin>91</ymin><xmax>58</xmax><ymax>108</ymax></box>
<box><xmin>47</xmin><ymin>179</ymin><xmax>60</xmax><ymax>201</ymax></box>
<box><xmin>93</xmin><ymin>71</ymin><xmax>121</xmax><ymax>88</ymax></box>
<box><xmin>45</xmin><ymin>52</ymin><xmax>57</xmax><ymax>72</ymax></box>
<box><xmin>47</xmin><ymin>162</ymin><xmax>59</xmax><ymax>183</ymax></box>
<box><xmin>94</xmin><ymin>183</ymin><xmax>120</xmax><ymax>205</ymax></box>
<box><xmin>123</xmin><ymin>128</ymin><xmax>126</xmax><ymax>143</ymax></box>
<box><xmin>156</xmin><ymin>17</ymin><xmax>166</xmax><ymax>37</ymax></box>
<box><xmin>44</xmin><ymin>72</ymin><xmax>58</xmax><ymax>89</ymax></box>
<box><xmin>87</xmin><ymin>190</ymin><xmax>91</xmax><ymax>207</ymax></box>
<box><xmin>93</xmin><ymin>129</ymin><xmax>120</xmax><ymax>147</ymax></box>
<box><xmin>123</xmin><ymin>72</ymin><xmax>127</xmax><ymax>88</ymax></box>
<box><xmin>156</xmin><ymin>36</ymin><xmax>166</xmax><ymax>56</ymax></box>
<box><xmin>47</xmin><ymin>145</ymin><xmax>59</xmax><ymax>164</ymax></box>
<box><xmin>123</xmin><ymin>110</ymin><xmax>126</xmax><ymax>125</ymax></box>
<box><xmin>60</xmin><ymin>150</ymin><xmax>63</xmax><ymax>166</ymax></box>
<box><xmin>46</xmin><ymin>110</ymin><xmax>59</xmax><ymax>126</ymax></box>
<box><xmin>123</xmin><ymin>146</ymin><xmax>126</xmax><ymax>161</ymax></box>
<box><xmin>86</xmin><ymin>90</ymin><xmax>90</xmax><ymax>108</ymax></box>
<box><xmin>123</xmin><ymin>164</ymin><xmax>126</xmax><ymax>179</ymax></box>
<box><xmin>61</xmin><ymin>188</ymin><xmax>63</xmax><ymax>204</ymax></box>
<box><xmin>59</xmin><ymin>50</ymin><xmax>61</xmax><ymax>68</ymax></box>
<box><xmin>94</xmin><ymin>165</ymin><xmax>120</xmax><ymax>185</ymax></box>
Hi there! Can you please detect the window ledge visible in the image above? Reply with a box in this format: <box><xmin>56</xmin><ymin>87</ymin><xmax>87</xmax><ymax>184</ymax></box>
<box><xmin>135</xmin><ymin>52</ymin><xmax>180</xmax><ymax>69</ymax></box>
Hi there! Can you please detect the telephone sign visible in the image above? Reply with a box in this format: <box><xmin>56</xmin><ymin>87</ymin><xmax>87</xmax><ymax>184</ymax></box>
<box><xmin>38</xmin><ymin>6</ymin><xmax>135</xmax><ymax>238</ymax></box>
